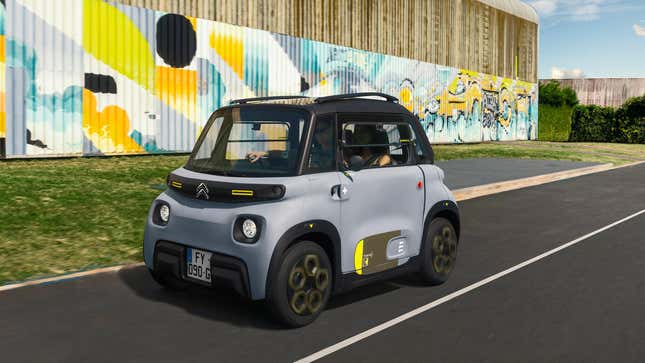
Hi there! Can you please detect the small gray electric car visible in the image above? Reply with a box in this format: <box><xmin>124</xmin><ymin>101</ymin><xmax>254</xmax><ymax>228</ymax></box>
<box><xmin>143</xmin><ymin>93</ymin><xmax>460</xmax><ymax>327</ymax></box>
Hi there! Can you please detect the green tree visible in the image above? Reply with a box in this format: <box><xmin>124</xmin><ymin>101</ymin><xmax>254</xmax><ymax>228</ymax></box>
<box><xmin>561</xmin><ymin>87</ymin><xmax>579</xmax><ymax>107</ymax></box>
<box><xmin>539</xmin><ymin>81</ymin><xmax>564</xmax><ymax>107</ymax></box>
<box><xmin>539</xmin><ymin>81</ymin><xmax>579</xmax><ymax>107</ymax></box>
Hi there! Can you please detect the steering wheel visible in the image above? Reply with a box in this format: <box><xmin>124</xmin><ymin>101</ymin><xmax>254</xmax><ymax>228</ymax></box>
<box><xmin>257</xmin><ymin>156</ymin><xmax>270</xmax><ymax>168</ymax></box>
<box><xmin>364</xmin><ymin>154</ymin><xmax>381</xmax><ymax>167</ymax></box>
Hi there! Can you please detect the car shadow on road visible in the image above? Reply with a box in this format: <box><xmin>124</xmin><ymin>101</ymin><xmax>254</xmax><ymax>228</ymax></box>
<box><xmin>327</xmin><ymin>282</ymin><xmax>401</xmax><ymax>310</ymax></box>
<box><xmin>118</xmin><ymin>265</ymin><xmax>282</xmax><ymax>330</ymax></box>
<box><xmin>119</xmin><ymin>265</ymin><xmax>405</xmax><ymax>326</ymax></box>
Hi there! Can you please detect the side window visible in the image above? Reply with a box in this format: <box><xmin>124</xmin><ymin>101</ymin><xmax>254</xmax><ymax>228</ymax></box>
<box><xmin>340</xmin><ymin>118</ymin><xmax>415</xmax><ymax>169</ymax></box>
<box><xmin>408</xmin><ymin>121</ymin><xmax>433</xmax><ymax>164</ymax></box>
<box><xmin>306</xmin><ymin>115</ymin><xmax>336</xmax><ymax>173</ymax></box>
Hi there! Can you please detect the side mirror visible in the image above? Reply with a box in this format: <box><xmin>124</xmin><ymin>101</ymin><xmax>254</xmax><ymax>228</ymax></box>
<box><xmin>348</xmin><ymin>155</ymin><xmax>364</xmax><ymax>172</ymax></box>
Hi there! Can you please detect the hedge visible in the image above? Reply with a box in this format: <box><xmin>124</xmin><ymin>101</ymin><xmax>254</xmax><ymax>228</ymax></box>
<box><xmin>569</xmin><ymin>96</ymin><xmax>645</xmax><ymax>143</ymax></box>
<box><xmin>538</xmin><ymin>105</ymin><xmax>573</xmax><ymax>142</ymax></box>
<box><xmin>537</xmin><ymin>81</ymin><xmax>579</xmax><ymax>141</ymax></box>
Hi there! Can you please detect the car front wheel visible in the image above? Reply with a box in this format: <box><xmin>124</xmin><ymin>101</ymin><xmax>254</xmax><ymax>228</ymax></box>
<box><xmin>266</xmin><ymin>241</ymin><xmax>332</xmax><ymax>327</ymax></box>
<box><xmin>419</xmin><ymin>217</ymin><xmax>458</xmax><ymax>285</ymax></box>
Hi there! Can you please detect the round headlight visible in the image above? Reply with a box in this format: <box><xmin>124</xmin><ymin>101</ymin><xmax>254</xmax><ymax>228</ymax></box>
<box><xmin>242</xmin><ymin>219</ymin><xmax>257</xmax><ymax>239</ymax></box>
<box><xmin>159</xmin><ymin>204</ymin><xmax>170</xmax><ymax>223</ymax></box>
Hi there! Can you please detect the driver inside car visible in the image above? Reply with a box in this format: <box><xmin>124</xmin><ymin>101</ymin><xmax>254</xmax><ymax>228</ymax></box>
<box><xmin>351</xmin><ymin>125</ymin><xmax>392</xmax><ymax>168</ymax></box>
<box><xmin>247</xmin><ymin>119</ymin><xmax>336</xmax><ymax>167</ymax></box>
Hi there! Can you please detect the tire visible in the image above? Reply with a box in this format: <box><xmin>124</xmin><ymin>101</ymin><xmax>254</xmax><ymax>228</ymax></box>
<box><xmin>266</xmin><ymin>241</ymin><xmax>332</xmax><ymax>328</ymax></box>
<box><xmin>148</xmin><ymin>268</ymin><xmax>188</xmax><ymax>291</ymax></box>
<box><xmin>419</xmin><ymin>217</ymin><xmax>459</xmax><ymax>285</ymax></box>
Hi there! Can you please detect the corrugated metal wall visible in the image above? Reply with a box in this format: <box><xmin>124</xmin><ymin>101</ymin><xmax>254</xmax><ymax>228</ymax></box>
<box><xmin>0</xmin><ymin>0</ymin><xmax>538</xmax><ymax>158</ymax></box>
<box><xmin>541</xmin><ymin>78</ymin><xmax>645</xmax><ymax>108</ymax></box>
<box><xmin>117</xmin><ymin>0</ymin><xmax>539</xmax><ymax>83</ymax></box>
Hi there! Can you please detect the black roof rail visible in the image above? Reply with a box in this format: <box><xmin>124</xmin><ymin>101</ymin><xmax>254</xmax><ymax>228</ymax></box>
<box><xmin>314</xmin><ymin>92</ymin><xmax>399</xmax><ymax>104</ymax></box>
<box><xmin>229</xmin><ymin>95</ymin><xmax>310</xmax><ymax>104</ymax></box>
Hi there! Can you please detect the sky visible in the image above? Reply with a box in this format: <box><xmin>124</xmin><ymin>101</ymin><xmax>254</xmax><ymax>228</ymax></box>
<box><xmin>526</xmin><ymin>0</ymin><xmax>645</xmax><ymax>79</ymax></box>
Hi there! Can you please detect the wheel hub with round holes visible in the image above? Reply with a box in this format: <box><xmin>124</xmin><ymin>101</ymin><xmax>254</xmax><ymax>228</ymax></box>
<box><xmin>287</xmin><ymin>254</ymin><xmax>329</xmax><ymax>315</ymax></box>
<box><xmin>432</xmin><ymin>226</ymin><xmax>457</xmax><ymax>275</ymax></box>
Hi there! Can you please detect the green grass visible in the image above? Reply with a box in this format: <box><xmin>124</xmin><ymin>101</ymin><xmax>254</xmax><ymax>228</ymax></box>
<box><xmin>434</xmin><ymin>141</ymin><xmax>645</xmax><ymax>165</ymax></box>
<box><xmin>0</xmin><ymin>155</ymin><xmax>188</xmax><ymax>283</ymax></box>
<box><xmin>538</xmin><ymin>105</ymin><xmax>574</xmax><ymax>142</ymax></box>
<box><xmin>2</xmin><ymin>142</ymin><xmax>645</xmax><ymax>284</ymax></box>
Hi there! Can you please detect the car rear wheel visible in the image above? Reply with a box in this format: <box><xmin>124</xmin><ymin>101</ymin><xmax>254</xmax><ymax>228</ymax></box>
<box><xmin>266</xmin><ymin>242</ymin><xmax>332</xmax><ymax>327</ymax></box>
<box><xmin>148</xmin><ymin>268</ymin><xmax>188</xmax><ymax>291</ymax></box>
<box><xmin>419</xmin><ymin>217</ymin><xmax>458</xmax><ymax>285</ymax></box>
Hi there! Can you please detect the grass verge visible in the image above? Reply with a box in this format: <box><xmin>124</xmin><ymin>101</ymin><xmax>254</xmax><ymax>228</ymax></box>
<box><xmin>0</xmin><ymin>155</ymin><xmax>188</xmax><ymax>284</ymax></box>
<box><xmin>2</xmin><ymin>142</ymin><xmax>645</xmax><ymax>284</ymax></box>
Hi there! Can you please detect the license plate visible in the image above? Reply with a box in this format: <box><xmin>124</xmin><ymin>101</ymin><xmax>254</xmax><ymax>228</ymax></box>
<box><xmin>186</xmin><ymin>248</ymin><xmax>212</xmax><ymax>283</ymax></box>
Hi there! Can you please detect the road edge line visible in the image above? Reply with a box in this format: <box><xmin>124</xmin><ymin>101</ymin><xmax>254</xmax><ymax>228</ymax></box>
<box><xmin>294</xmin><ymin>208</ymin><xmax>645</xmax><ymax>363</ymax></box>
<box><xmin>453</xmin><ymin>161</ymin><xmax>644</xmax><ymax>201</ymax></box>
<box><xmin>0</xmin><ymin>263</ymin><xmax>145</xmax><ymax>292</ymax></box>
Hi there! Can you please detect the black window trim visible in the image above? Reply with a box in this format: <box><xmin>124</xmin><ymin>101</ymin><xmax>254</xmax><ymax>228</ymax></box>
<box><xmin>405</xmin><ymin>113</ymin><xmax>435</xmax><ymax>165</ymax></box>
<box><xmin>336</xmin><ymin>112</ymin><xmax>423</xmax><ymax>170</ymax></box>
<box><xmin>302</xmin><ymin>113</ymin><xmax>339</xmax><ymax>175</ymax></box>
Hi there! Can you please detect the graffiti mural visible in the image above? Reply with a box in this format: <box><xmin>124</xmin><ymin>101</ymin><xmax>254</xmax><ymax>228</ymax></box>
<box><xmin>0</xmin><ymin>0</ymin><xmax>538</xmax><ymax>158</ymax></box>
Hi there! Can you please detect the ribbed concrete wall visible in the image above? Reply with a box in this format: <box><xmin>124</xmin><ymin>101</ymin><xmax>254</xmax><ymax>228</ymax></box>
<box><xmin>0</xmin><ymin>0</ymin><xmax>538</xmax><ymax>158</ymax></box>
<box><xmin>542</xmin><ymin>79</ymin><xmax>645</xmax><ymax>108</ymax></box>
<box><xmin>116</xmin><ymin>0</ymin><xmax>539</xmax><ymax>82</ymax></box>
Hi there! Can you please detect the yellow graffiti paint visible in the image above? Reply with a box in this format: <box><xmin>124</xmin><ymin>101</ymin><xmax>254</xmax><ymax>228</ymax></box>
<box><xmin>155</xmin><ymin>66</ymin><xmax>197</xmax><ymax>121</ymax></box>
<box><xmin>83</xmin><ymin>0</ymin><xmax>154</xmax><ymax>90</ymax></box>
<box><xmin>434</xmin><ymin>70</ymin><xmax>484</xmax><ymax>121</ymax></box>
<box><xmin>209</xmin><ymin>24</ymin><xmax>244</xmax><ymax>80</ymax></box>
<box><xmin>82</xmin><ymin>89</ymin><xmax>144</xmax><ymax>153</ymax></box>
<box><xmin>399</xmin><ymin>87</ymin><xmax>413</xmax><ymax>111</ymax></box>
<box><xmin>186</xmin><ymin>16</ymin><xmax>197</xmax><ymax>31</ymax></box>
<box><xmin>354</xmin><ymin>240</ymin><xmax>364</xmax><ymax>275</ymax></box>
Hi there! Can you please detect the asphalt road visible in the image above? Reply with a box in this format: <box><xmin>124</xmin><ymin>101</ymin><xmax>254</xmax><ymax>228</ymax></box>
<box><xmin>1</xmin><ymin>163</ymin><xmax>644</xmax><ymax>363</ymax></box>
<box><xmin>436</xmin><ymin>158</ymin><xmax>600</xmax><ymax>189</ymax></box>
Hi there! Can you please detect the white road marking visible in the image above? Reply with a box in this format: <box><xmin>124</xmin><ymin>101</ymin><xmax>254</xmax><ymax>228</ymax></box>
<box><xmin>294</xmin><ymin>208</ymin><xmax>645</xmax><ymax>363</ymax></box>
<box><xmin>0</xmin><ymin>263</ymin><xmax>144</xmax><ymax>292</ymax></box>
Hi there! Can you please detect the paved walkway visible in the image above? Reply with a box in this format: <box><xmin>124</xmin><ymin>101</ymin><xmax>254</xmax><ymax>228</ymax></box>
<box><xmin>436</xmin><ymin>158</ymin><xmax>600</xmax><ymax>189</ymax></box>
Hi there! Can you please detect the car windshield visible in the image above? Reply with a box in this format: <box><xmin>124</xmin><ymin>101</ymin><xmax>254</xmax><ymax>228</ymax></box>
<box><xmin>186</xmin><ymin>107</ymin><xmax>310</xmax><ymax>177</ymax></box>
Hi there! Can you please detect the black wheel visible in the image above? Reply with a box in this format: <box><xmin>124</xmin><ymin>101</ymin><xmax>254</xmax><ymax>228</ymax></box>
<box><xmin>266</xmin><ymin>242</ymin><xmax>332</xmax><ymax>327</ymax></box>
<box><xmin>148</xmin><ymin>268</ymin><xmax>188</xmax><ymax>291</ymax></box>
<box><xmin>419</xmin><ymin>217</ymin><xmax>458</xmax><ymax>285</ymax></box>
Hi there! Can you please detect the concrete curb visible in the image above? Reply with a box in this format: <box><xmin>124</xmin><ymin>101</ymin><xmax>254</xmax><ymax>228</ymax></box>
<box><xmin>452</xmin><ymin>161</ymin><xmax>644</xmax><ymax>202</ymax></box>
<box><xmin>2</xmin><ymin>160</ymin><xmax>643</xmax><ymax>293</ymax></box>
<box><xmin>0</xmin><ymin>263</ymin><xmax>144</xmax><ymax>292</ymax></box>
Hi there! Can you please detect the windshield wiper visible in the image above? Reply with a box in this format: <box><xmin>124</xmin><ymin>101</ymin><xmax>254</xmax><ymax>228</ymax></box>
<box><xmin>222</xmin><ymin>171</ymin><xmax>250</xmax><ymax>177</ymax></box>
<box><xmin>190</xmin><ymin>166</ymin><xmax>229</xmax><ymax>176</ymax></box>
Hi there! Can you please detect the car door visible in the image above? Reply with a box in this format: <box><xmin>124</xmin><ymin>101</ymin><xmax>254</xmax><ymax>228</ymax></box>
<box><xmin>336</xmin><ymin>114</ymin><xmax>426</xmax><ymax>275</ymax></box>
<box><xmin>301</xmin><ymin>114</ymin><xmax>342</xmax><ymax>235</ymax></box>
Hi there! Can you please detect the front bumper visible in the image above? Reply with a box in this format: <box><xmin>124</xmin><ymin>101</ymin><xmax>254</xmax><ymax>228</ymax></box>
<box><xmin>154</xmin><ymin>241</ymin><xmax>251</xmax><ymax>298</ymax></box>
<box><xmin>142</xmin><ymin>189</ymin><xmax>301</xmax><ymax>300</ymax></box>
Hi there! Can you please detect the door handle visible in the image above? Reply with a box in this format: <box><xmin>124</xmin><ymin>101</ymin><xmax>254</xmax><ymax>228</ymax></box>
<box><xmin>330</xmin><ymin>185</ymin><xmax>341</xmax><ymax>197</ymax></box>
<box><xmin>331</xmin><ymin>184</ymin><xmax>349</xmax><ymax>200</ymax></box>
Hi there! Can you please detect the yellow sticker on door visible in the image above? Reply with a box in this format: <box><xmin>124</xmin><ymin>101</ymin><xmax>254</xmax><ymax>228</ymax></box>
<box><xmin>353</xmin><ymin>231</ymin><xmax>400</xmax><ymax>275</ymax></box>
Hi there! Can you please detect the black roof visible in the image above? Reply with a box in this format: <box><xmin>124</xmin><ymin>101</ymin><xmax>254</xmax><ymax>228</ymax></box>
<box><xmin>224</xmin><ymin>93</ymin><xmax>413</xmax><ymax>115</ymax></box>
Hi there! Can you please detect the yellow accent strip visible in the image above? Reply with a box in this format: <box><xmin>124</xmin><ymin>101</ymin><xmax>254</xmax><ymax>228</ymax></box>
<box><xmin>400</xmin><ymin>139</ymin><xmax>410</xmax><ymax>143</ymax></box>
<box><xmin>170</xmin><ymin>181</ymin><xmax>183</xmax><ymax>189</ymax></box>
<box><xmin>354</xmin><ymin>240</ymin><xmax>364</xmax><ymax>275</ymax></box>
<box><xmin>231</xmin><ymin>189</ymin><xmax>254</xmax><ymax>196</ymax></box>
